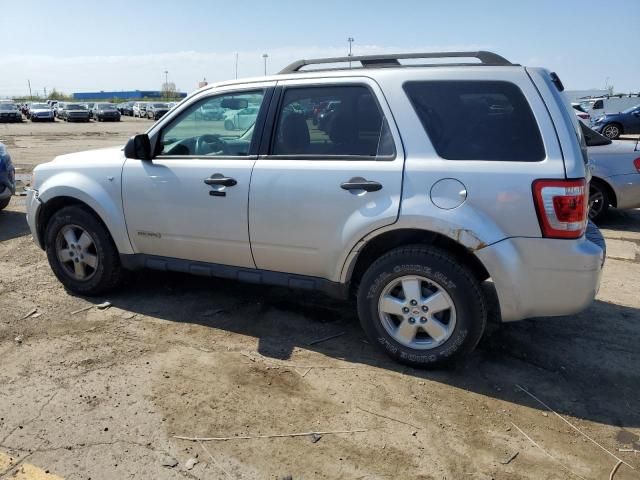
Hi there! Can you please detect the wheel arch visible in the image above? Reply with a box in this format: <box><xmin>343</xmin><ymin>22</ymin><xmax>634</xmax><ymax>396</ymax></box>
<box><xmin>345</xmin><ymin>228</ymin><xmax>490</xmax><ymax>294</ymax></box>
<box><xmin>590</xmin><ymin>176</ymin><xmax>617</xmax><ymax>208</ymax></box>
<box><xmin>36</xmin><ymin>179</ymin><xmax>133</xmax><ymax>255</ymax></box>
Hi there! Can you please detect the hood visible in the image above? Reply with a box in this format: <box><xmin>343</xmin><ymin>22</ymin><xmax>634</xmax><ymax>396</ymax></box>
<box><xmin>52</xmin><ymin>145</ymin><xmax>124</xmax><ymax>164</ymax></box>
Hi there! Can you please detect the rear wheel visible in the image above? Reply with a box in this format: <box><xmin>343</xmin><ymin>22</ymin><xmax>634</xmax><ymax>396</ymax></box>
<box><xmin>357</xmin><ymin>245</ymin><xmax>486</xmax><ymax>367</ymax></box>
<box><xmin>601</xmin><ymin>123</ymin><xmax>621</xmax><ymax>139</ymax></box>
<box><xmin>45</xmin><ymin>206</ymin><xmax>124</xmax><ymax>295</ymax></box>
<box><xmin>589</xmin><ymin>180</ymin><xmax>610</xmax><ymax>222</ymax></box>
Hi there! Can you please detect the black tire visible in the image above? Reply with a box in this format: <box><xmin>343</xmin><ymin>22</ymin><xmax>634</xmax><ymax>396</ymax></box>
<box><xmin>601</xmin><ymin>123</ymin><xmax>622</xmax><ymax>139</ymax></box>
<box><xmin>0</xmin><ymin>197</ymin><xmax>10</xmax><ymax>210</ymax></box>
<box><xmin>589</xmin><ymin>180</ymin><xmax>610</xmax><ymax>222</ymax></box>
<box><xmin>357</xmin><ymin>245</ymin><xmax>487</xmax><ymax>367</ymax></box>
<box><xmin>45</xmin><ymin>205</ymin><xmax>124</xmax><ymax>295</ymax></box>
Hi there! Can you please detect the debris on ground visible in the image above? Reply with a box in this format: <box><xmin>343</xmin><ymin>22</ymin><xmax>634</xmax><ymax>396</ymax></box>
<box><xmin>500</xmin><ymin>451</ymin><xmax>519</xmax><ymax>465</ymax></box>
<box><xmin>96</xmin><ymin>301</ymin><xmax>112</xmax><ymax>310</ymax></box>
<box><xmin>160</xmin><ymin>455</ymin><xmax>178</xmax><ymax>468</ymax></box>
<box><xmin>20</xmin><ymin>308</ymin><xmax>38</xmax><ymax>320</ymax></box>
<box><xmin>184</xmin><ymin>457</ymin><xmax>198</xmax><ymax>470</ymax></box>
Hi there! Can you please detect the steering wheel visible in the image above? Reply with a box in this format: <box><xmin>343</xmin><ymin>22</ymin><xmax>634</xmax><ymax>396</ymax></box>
<box><xmin>194</xmin><ymin>134</ymin><xmax>226</xmax><ymax>155</ymax></box>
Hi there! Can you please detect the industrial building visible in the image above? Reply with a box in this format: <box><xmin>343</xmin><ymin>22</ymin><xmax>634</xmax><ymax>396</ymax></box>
<box><xmin>73</xmin><ymin>90</ymin><xmax>187</xmax><ymax>100</ymax></box>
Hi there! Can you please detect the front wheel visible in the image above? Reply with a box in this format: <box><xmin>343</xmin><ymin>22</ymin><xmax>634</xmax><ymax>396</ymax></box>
<box><xmin>45</xmin><ymin>206</ymin><xmax>124</xmax><ymax>295</ymax></box>
<box><xmin>357</xmin><ymin>245</ymin><xmax>486</xmax><ymax>367</ymax></box>
<box><xmin>0</xmin><ymin>197</ymin><xmax>10</xmax><ymax>210</ymax></box>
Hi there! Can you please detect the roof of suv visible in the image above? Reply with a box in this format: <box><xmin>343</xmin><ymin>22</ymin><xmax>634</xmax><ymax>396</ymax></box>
<box><xmin>195</xmin><ymin>51</ymin><xmax>523</xmax><ymax>95</ymax></box>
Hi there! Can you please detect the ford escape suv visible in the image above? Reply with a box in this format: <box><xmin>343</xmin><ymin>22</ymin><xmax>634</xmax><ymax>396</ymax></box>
<box><xmin>26</xmin><ymin>52</ymin><xmax>605</xmax><ymax>367</ymax></box>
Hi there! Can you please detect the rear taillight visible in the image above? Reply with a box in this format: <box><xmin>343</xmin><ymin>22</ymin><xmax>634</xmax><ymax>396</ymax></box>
<box><xmin>634</xmin><ymin>158</ymin><xmax>640</xmax><ymax>173</ymax></box>
<box><xmin>532</xmin><ymin>179</ymin><xmax>588</xmax><ymax>239</ymax></box>
<box><xmin>578</xmin><ymin>113</ymin><xmax>590</xmax><ymax>119</ymax></box>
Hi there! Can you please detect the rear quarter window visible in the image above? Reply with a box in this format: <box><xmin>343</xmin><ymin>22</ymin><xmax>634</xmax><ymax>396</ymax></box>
<box><xmin>403</xmin><ymin>80</ymin><xmax>545</xmax><ymax>162</ymax></box>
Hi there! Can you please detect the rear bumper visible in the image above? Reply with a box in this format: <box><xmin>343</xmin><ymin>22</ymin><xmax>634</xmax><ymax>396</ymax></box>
<box><xmin>476</xmin><ymin>223</ymin><xmax>605</xmax><ymax>322</ymax></box>
<box><xmin>607</xmin><ymin>173</ymin><xmax>640</xmax><ymax>210</ymax></box>
<box><xmin>0</xmin><ymin>173</ymin><xmax>15</xmax><ymax>199</ymax></box>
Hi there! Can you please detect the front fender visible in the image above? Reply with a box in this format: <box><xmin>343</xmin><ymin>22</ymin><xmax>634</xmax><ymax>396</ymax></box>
<box><xmin>37</xmin><ymin>171</ymin><xmax>133</xmax><ymax>254</ymax></box>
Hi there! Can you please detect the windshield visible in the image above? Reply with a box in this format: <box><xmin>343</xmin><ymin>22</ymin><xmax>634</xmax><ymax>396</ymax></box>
<box><xmin>97</xmin><ymin>103</ymin><xmax>114</xmax><ymax>109</ymax></box>
<box><xmin>621</xmin><ymin>104</ymin><xmax>640</xmax><ymax>114</ymax></box>
<box><xmin>66</xmin><ymin>104</ymin><xmax>85</xmax><ymax>110</ymax></box>
<box><xmin>31</xmin><ymin>103</ymin><xmax>49</xmax><ymax>109</ymax></box>
<box><xmin>0</xmin><ymin>104</ymin><xmax>17</xmax><ymax>110</ymax></box>
<box><xmin>152</xmin><ymin>103</ymin><xmax>168</xmax><ymax>108</ymax></box>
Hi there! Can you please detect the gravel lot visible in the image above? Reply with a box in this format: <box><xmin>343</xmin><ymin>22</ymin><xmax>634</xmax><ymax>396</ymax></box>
<box><xmin>1</xmin><ymin>118</ymin><xmax>639</xmax><ymax>479</ymax></box>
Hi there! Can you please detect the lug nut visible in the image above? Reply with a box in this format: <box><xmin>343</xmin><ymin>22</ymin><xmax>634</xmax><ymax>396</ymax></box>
<box><xmin>408</xmin><ymin>317</ymin><xmax>416</xmax><ymax>324</ymax></box>
<box><xmin>410</xmin><ymin>300</ymin><xmax>418</xmax><ymax>306</ymax></box>
<box><xmin>422</xmin><ymin>305</ymin><xmax>429</xmax><ymax>312</ymax></box>
<box><xmin>420</xmin><ymin>317</ymin><xmax>427</xmax><ymax>324</ymax></box>
<box><xmin>402</xmin><ymin>307</ymin><xmax>410</xmax><ymax>313</ymax></box>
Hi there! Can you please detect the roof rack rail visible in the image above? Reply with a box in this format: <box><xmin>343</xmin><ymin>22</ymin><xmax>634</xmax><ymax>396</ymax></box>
<box><xmin>279</xmin><ymin>51</ymin><xmax>514</xmax><ymax>74</ymax></box>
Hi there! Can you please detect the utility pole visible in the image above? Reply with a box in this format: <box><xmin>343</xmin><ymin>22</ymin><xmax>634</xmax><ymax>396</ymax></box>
<box><xmin>163</xmin><ymin>70</ymin><xmax>169</xmax><ymax>99</ymax></box>
<box><xmin>347</xmin><ymin>37</ymin><xmax>354</xmax><ymax>68</ymax></box>
<box><xmin>44</xmin><ymin>87</ymin><xmax>47</xmax><ymax>98</ymax></box>
<box><xmin>262</xmin><ymin>53</ymin><xmax>269</xmax><ymax>76</ymax></box>
<box><xmin>234</xmin><ymin>52</ymin><xmax>239</xmax><ymax>79</ymax></box>
<box><xmin>27</xmin><ymin>79</ymin><xmax>32</xmax><ymax>100</ymax></box>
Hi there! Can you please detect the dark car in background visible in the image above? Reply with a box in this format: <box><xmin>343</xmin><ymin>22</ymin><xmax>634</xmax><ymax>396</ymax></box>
<box><xmin>146</xmin><ymin>103</ymin><xmax>170</xmax><ymax>120</ymax></box>
<box><xmin>118</xmin><ymin>102</ymin><xmax>134</xmax><ymax>116</ymax></box>
<box><xmin>0</xmin><ymin>103</ymin><xmax>23</xmax><ymax>123</ymax></box>
<box><xmin>592</xmin><ymin>104</ymin><xmax>640</xmax><ymax>139</ymax></box>
<box><xmin>93</xmin><ymin>103</ymin><xmax>121</xmax><ymax>122</ymax></box>
<box><xmin>0</xmin><ymin>142</ymin><xmax>16</xmax><ymax>210</ymax></box>
<box><xmin>61</xmin><ymin>103</ymin><xmax>90</xmax><ymax>122</ymax></box>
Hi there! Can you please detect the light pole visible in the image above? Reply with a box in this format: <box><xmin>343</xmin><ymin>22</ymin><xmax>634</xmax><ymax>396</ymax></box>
<box><xmin>262</xmin><ymin>53</ymin><xmax>269</xmax><ymax>76</ymax></box>
<box><xmin>347</xmin><ymin>37</ymin><xmax>354</xmax><ymax>68</ymax></box>
<box><xmin>163</xmin><ymin>70</ymin><xmax>169</xmax><ymax>99</ymax></box>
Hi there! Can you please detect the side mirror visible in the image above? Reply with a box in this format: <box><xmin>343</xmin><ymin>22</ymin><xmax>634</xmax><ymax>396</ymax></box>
<box><xmin>124</xmin><ymin>134</ymin><xmax>152</xmax><ymax>160</ymax></box>
<box><xmin>220</xmin><ymin>98</ymin><xmax>248</xmax><ymax>110</ymax></box>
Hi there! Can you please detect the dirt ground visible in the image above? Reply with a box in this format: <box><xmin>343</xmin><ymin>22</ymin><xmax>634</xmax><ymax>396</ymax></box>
<box><xmin>1</xmin><ymin>118</ymin><xmax>639</xmax><ymax>480</ymax></box>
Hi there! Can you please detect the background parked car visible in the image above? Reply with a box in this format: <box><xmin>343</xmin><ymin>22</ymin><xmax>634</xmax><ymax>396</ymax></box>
<box><xmin>583</xmin><ymin>122</ymin><xmax>640</xmax><ymax>221</ymax></box>
<box><xmin>92</xmin><ymin>103</ymin><xmax>121</xmax><ymax>122</ymax></box>
<box><xmin>581</xmin><ymin>95</ymin><xmax>640</xmax><ymax>120</ymax></box>
<box><xmin>591</xmin><ymin>104</ymin><xmax>640</xmax><ymax>139</ymax></box>
<box><xmin>0</xmin><ymin>142</ymin><xmax>16</xmax><ymax>211</ymax></box>
<box><xmin>83</xmin><ymin>103</ymin><xmax>95</xmax><ymax>119</ymax></box>
<box><xmin>571</xmin><ymin>103</ymin><xmax>591</xmax><ymax>125</ymax></box>
<box><xmin>55</xmin><ymin>102</ymin><xmax>66</xmax><ymax>118</ymax></box>
<box><xmin>133</xmin><ymin>102</ymin><xmax>148</xmax><ymax>118</ymax></box>
<box><xmin>0</xmin><ymin>103</ymin><xmax>22</xmax><ymax>122</ymax></box>
<box><xmin>146</xmin><ymin>103</ymin><xmax>170</xmax><ymax>120</ymax></box>
<box><xmin>29</xmin><ymin>102</ymin><xmax>55</xmax><ymax>122</ymax></box>
<box><xmin>61</xmin><ymin>103</ymin><xmax>90</xmax><ymax>122</ymax></box>
<box><xmin>223</xmin><ymin>106</ymin><xmax>259</xmax><ymax>130</ymax></box>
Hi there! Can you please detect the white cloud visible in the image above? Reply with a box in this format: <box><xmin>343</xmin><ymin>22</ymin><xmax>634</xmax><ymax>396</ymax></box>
<box><xmin>0</xmin><ymin>44</ymin><xmax>493</xmax><ymax>97</ymax></box>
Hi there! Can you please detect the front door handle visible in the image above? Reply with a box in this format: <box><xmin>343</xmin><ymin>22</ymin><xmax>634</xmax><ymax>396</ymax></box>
<box><xmin>341</xmin><ymin>178</ymin><xmax>383</xmax><ymax>192</ymax></box>
<box><xmin>204</xmin><ymin>174</ymin><xmax>237</xmax><ymax>187</ymax></box>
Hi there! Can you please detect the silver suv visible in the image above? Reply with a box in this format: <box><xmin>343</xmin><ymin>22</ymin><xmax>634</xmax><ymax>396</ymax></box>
<box><xmin>26</xmin><ymin>52</ymin><xmax>605</xmax><ymax>367</ymax></box>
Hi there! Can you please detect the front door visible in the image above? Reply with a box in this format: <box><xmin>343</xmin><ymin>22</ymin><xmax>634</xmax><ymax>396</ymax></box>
<box><xmin>122</xmin><ymin>86</ymin><xmax>272</xmax><ymax>268</ymax></box>
<box><xmin>249</xmin><ymin>79</ymin><xmax>404</xmax><ymax>281</ymax></box>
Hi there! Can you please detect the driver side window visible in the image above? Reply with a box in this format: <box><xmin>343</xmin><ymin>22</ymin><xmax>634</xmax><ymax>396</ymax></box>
<box><xmin>158</xmin><ymin>90</ymin><xmax>265</xmax><ymax>157</ymax></box>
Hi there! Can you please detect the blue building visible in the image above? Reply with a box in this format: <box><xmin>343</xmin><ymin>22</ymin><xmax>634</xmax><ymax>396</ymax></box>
<box><xmin>73</xmin><ymin>90</ymin><xmax>187</xmax><ymax>100</ymax></box>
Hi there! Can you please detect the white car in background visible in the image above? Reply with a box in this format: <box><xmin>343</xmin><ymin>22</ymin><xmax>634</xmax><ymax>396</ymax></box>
<box><xmin>583</xmin><ymin>122</ymin><xmax>640</xmax><ymax>221</ymax></box>
<box><xmin>571</xmin><ymin>103</ymin><xmax>591</xmax><ymax>125</ymax></box>
<box><xmin>223</xmin><ymin>106</ymin><xmax>259</xmax><ymax>130</ymax></box>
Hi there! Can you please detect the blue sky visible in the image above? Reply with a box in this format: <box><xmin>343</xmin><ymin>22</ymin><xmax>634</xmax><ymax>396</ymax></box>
<box><xmin>0</xmin><ymin>0</ymin><xmax>638</xmax><ymax>96</ymax></box>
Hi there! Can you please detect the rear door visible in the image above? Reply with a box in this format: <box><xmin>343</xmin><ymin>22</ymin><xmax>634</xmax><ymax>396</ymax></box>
<box><xmin>248</xmin><ymin>77</ymin><xmax>404</xmax><ymax>281</ymax></box>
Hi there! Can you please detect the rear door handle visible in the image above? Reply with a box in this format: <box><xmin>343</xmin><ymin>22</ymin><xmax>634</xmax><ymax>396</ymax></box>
<box><xmin>204</xmin><ymin>174</ymin><xmax>237</xmax><ymax>187</ymax></box>
<box><xmin>340</xmin><ymin>179</ymin><xmax>383</xmax><ymax>192</ymax></box>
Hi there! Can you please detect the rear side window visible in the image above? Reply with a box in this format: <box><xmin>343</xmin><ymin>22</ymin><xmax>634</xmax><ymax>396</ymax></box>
<box><xmin>403</xmin><ymin>81</ymin><xmax>545</xmax><ymax>162</ymax></box>
<box><xmin>272</xmin><ymin>85</ymin><xmax>395</xmax><ymax>158</ymax></box>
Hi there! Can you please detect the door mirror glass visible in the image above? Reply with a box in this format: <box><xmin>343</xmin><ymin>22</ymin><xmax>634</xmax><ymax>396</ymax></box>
<box><xmin>124</xmin><ymin>134</ymin><xmax>152</xmax><ymax>160</ymax></box>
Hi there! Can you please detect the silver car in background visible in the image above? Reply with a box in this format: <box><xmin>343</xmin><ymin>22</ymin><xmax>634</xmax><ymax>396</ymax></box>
<box><xmin>583</xmin><ymin>123</ymin><xmax>640</xmax><ymax>221</ymax></box>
